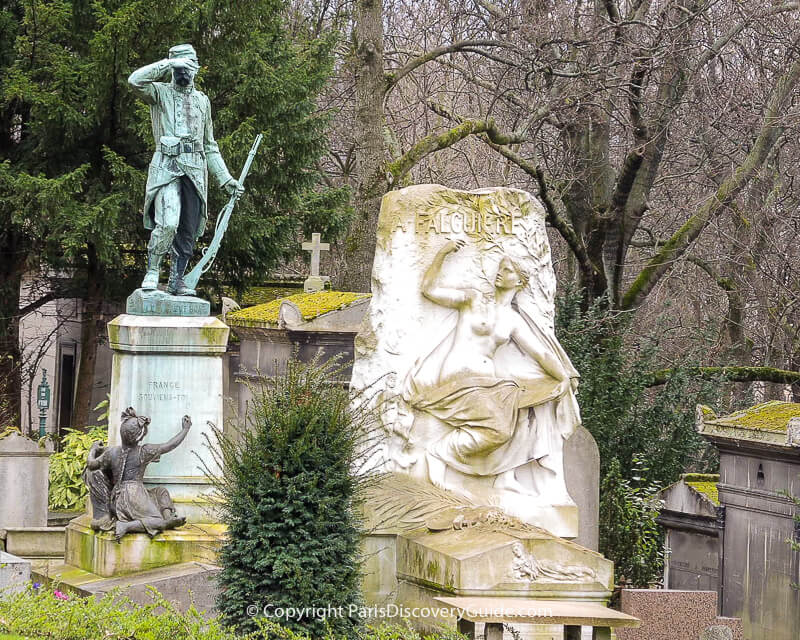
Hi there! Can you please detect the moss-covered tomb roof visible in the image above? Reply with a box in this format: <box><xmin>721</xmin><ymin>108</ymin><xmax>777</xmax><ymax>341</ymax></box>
<box><xmin>682</xmin><ymin>473</ymin><xmax>720</xmax><ymax>506</ymax></box>
<box><xmin>226</xmin><ymin>290</ymin><xmax>371</xmax><ymax>328</ymax></box>
<box><xmin>697</xmin><ymin>400</ymin><xmax>800</xmax><ymax>448</ymax></box>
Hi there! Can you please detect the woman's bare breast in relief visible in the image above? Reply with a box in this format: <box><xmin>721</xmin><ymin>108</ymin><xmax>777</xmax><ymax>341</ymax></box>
<box><xmin>438</xmin><ymin>303</ymin><xmax>513</xmax><ymax>382</ymax></box>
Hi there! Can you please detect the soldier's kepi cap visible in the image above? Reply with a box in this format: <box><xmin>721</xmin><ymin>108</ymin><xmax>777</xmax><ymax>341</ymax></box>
<box><xmin>168</xmin><ymin>44</ymin><xmax>198</xmax><ymax>62</ymax></box>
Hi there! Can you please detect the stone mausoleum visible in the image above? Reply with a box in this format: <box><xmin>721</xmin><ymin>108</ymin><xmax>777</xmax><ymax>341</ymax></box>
<box><xmin>657</xmin><ymin>473</ymin><xmax>722</xmax><ymax>592</ymax></box>
<box><xmin>660</xmin><ymin>401</ymin><xmax>800</xmax><ymax>640</ymax></box>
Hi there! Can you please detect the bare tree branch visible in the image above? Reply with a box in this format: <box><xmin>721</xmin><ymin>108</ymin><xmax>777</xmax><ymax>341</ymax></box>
<box><xmin>646</xmin><ymin>366</ymin><xmax>800</xmax><ymax>387</ymax></box>
<box><xmin>621</xmin><ymin>51</ymin><xmax>800</xmax><ymax>310</ymax></box>
<box><xmin>477</xmin><ymin>138</ymin><xmax>601</xmax><ymax>288</ymax></box>
<box><xmin>387</xmin><ymin>39</ymin><xmax>520</xmax><ymax>89</ymax></box>
<box><xmin>473</xmin><ymin>0</ymin><xmax>506</xmax><ymax>20</ymax></box>
<box><xmin>386</xmin><ymin>118</ymin><xmax>525</xmax><ymax>184</ymax></box>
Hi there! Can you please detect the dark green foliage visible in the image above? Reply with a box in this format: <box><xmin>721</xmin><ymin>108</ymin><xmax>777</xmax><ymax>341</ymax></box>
<box><xmin>555</xmin><ymin>287</ymin><xmax>723</xmax><ymax>585</ymax></box>
<box><xmin>206</xmin><ymin>359</ymin><xmax>366</xmax><ymax>637</ymax></box>
<box><xmin>555</xmin><ymin>287</ymin><xmax>719</xmax><ymax>486</ymax></box>
<box><xmin>0</xmin><ymin>0</ymin><xmax>350</xmax><ymax>422</ymax></box>
<box><xmin>599</xmin><ymin>458</ymin><xmax>663</xmax><ymax>588</ymax></box>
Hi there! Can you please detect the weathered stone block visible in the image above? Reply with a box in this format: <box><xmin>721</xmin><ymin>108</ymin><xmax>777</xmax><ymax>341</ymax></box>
<box><xmin>37</xmin><ymin>561</ymin><xmax>220</xmax><ymax>615</ymax></box>
<box><xmin>65</xmin><ymin>514</ymin><xmax>223</xmax><ymax>578</ymax></box>
<box><xmin>4</xmin><ymin>527</ymin><xmax>65</xmax><ymax>558</ymax></box>
<box><xmin>0</xmin><ymin>431</ymin><xmax>52</xmax><ymax>529</ymax></box>
<box><xmin>564</xmin><ymin>425</ymin><xmax>600</xmax><ymax>550</ymax></box>
<box><xmin>0</xmin><ymin>550</ymin><xmax>31</xmax><ymax>597</ymax></box>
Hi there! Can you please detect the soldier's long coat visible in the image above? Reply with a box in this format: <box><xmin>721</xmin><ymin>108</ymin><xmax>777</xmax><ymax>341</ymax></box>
<box><xmin>128</xmin><ymin>60</ymin><xmax>233</xmax><ymax>239</ymax></box>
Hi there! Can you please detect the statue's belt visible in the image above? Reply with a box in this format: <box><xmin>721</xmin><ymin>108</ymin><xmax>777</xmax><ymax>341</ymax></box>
<box><xmin>160</xmin><ymin>139</ymin><xmax>203</xmax><ymax>156</ymax></box>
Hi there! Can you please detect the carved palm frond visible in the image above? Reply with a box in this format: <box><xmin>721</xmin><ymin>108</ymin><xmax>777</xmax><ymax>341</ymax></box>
<box><xmin>362</xmin><ymin>472</ymin><xmax>475</xmax><ymax>533</ymax></box>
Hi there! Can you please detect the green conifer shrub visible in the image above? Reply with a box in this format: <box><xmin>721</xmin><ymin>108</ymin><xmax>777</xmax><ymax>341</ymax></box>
<box><xmin>205</xmin><ymin>359</ymin><xmax>368</xmax><ymax>637</ymax></box>
<box><xmin>599</xmin><ymin>458</ymin><xmax>664</xmax><ymax>588</ymax></box>
<box><xmin>554</xmin><ymin>286</ymin><xmax>723</xmax><ymax>586</ymax></box>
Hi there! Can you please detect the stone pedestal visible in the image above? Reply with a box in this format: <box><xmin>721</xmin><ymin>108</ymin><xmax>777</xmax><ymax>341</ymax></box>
<box><xmin>55</xmin><ymin>313</ymin><xmax>229</xmax><ymax>608</ymax></box>
<box><xmin>361</xmin><ymin>473</ymin><xmax>614</xmax><ymax>637</ymax></box>
<box><xmin>126</xmin><ymin>288</ymin><xmax>210</xmax><ymax>317</ymax></box>
<box><xmin>107</xmin><ymin>314</ymin><xmax>229</xmax><ymax>523</ymax></box>
<box><xmin>64</xmin><ymin>513</ymin><xmax>222</xmax><ymax>577</ymax></box>
<box><xmin>0</xmin><ymin>431</ymin><xmax>52</xmax><ymax>529</ymax></box>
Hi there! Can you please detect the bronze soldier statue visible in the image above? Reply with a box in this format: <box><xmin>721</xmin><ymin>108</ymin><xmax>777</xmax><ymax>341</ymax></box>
<box><xmin>128</xmin><ymin>44</ymin><xmax>243</xmax><ymax>296</ymax></box>
<box><xmin>84</xmin><ymin>407</ymin><xmax>191</xmax><ymax>540</ymax></box>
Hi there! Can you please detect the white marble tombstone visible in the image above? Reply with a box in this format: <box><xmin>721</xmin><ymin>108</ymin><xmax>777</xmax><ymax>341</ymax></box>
<box><xmin>351</xmin><ymin>185</ymin><xmax>581</xmax><ymax>537</ymax></box>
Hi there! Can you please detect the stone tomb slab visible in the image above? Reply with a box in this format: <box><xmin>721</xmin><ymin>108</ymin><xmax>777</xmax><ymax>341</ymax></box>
<box><xmin>361</xmin><ymin>473</ymin><xmax>613</xmax><ymax>635</ymax></box>
<box><xmin>434</xmin><ymin>596</ymin><xmax>640</xmax><ymax>627</ymax></box>
<box><xmin>397</xmin><ymin>527</ymin><xmax>612</xmax><ymax>596</ymax></box>
<box><xmin>0</xmin><ymin>431</ymin><xmax>52</xmax><ymax>528</ymax></box>
<box><xmin>35</xmin><ymin>560</ymin><xmax>220</xmax><ymax>615</ymax></box>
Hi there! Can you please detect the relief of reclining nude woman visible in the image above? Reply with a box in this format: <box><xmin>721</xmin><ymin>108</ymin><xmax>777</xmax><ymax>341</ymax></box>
<box><xmin>401</xmin><ymin>239</ymin><xmax>581</xmax><ymax>499</ymax></box>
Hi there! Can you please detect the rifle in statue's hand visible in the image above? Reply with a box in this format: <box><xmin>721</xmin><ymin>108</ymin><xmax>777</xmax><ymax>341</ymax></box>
<box><xmin>183</xmin><ymin>133</ymin><xmax>263</xmax><ymax>291</ymax></box>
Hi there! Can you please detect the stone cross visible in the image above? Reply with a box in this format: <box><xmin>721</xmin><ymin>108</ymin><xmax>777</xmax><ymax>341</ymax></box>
<box><xmin>302</xmin><ymin>233</ymin><xmax>330</xmax><ymax>277</ymax></box>
<box><xmin>302</xmin><ymin>233</ymin><xmax>331</xmax><ymax>292</ymax></box>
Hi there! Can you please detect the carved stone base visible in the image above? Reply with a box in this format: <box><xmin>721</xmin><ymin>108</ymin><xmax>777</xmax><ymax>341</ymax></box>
<box><xmin>126</xmin><ymin>288</ymin><xmax>210</xmax><ymax>317</ymax></box>
<box><xmin>360</xmin><ymin>473</ymin><xmax>613</xmax><ymax>632</ymax></box>
<box><xmin>64</xmin><ymin>513</ymin><xmax>224</xmax><ymax>578</ymax></box>
<box><xmin>106</xmin><ymin>314</ymin><xmax>229</xmax><ymax>516</ymax></box>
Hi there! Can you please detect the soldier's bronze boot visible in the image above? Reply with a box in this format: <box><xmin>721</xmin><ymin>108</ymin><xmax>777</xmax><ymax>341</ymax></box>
<box><xmin>167</xmin><ymin>253</ymin><xmax>196</xmax><ymax>296</ymax></box>
<box><xmin>140</xmin><ymin>253</ymin><xmax>163</xmax><ymax>290</ymax></box>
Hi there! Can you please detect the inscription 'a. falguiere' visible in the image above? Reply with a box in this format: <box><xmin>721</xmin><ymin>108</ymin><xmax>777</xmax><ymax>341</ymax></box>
<box><xmin>391</xmin><ymin>208</ymin><xmax>522</xmax><ymax>236</ymax></box>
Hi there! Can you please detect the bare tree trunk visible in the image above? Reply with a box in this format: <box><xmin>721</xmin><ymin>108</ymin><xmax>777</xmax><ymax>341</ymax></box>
<box><xmin>0</xmin><ymin>275</ymin><xmax>23</xmax><ymax>427</ymax></box>
<box><xmin>336</xmin><ymin>0</ymin><xmax>388</xmax><ymax>292</ymax></box>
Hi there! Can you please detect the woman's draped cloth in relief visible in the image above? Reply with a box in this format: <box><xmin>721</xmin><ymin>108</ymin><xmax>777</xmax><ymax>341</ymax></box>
<box><xmin>402</xmin><ymin>305</ymin><xmax>580</xmax><ymax>477</ymax></box>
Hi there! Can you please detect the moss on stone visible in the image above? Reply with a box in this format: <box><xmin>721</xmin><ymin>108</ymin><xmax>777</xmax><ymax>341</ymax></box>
<box><xmin>682</xmin><ymin>473</ymin><xmax>719</xmax><ymax>483</ymax></box>
<box><xmin>199</xmin><ymin>324</ymin><xmax>224</xmax><ymax>345</ymax></box>
<box><xmin>223</xmin><ymin>285</ymin><xmax>303</xmax><ymax>307</ymax></box>
<box><xmin>227</xmin><ymin>291</ymin><xmax>371</xmax><ymax>327</ymax></box>
<box><xmin>713</xmin><ymin>400</ymin><xmax>800</xmax><ymax>433</ymax></box>
<box><xmin>685</xmin><ymin>479</ymin><xmax>720</xmax><ymax>506</ymax></box>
